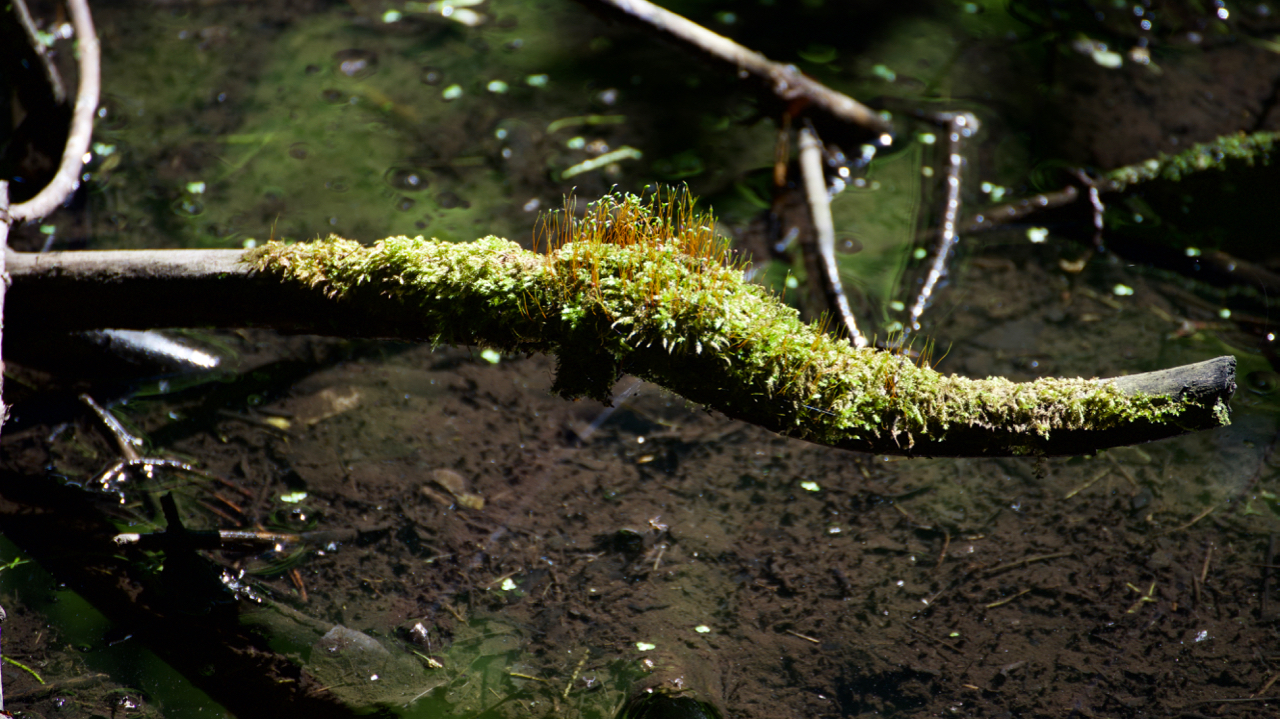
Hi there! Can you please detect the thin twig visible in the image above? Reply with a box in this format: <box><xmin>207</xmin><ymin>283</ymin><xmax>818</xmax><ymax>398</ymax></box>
<box><xmin>1195</xmin><ymin>542</ymin><xmax>1213</xmax><ymax>606</ymax></box>
<box><xmin>0</xmin><ymin>183</ymin><xmax>10</xmax><ymax>439</ymax></box>
<box><xmin>1172</xmin><ymin>696</ymin><xmax>1280</xmax><ymax>709</ymax></box>
<box><xmin>114</xmin><ymin>525</ymin><xmax>367</xmax><ymax>552</ymax></box>
<box><xmin>903</xmin><ymin>623</ymin><xmax>963</xmax><ymax>656</ymax></box>
<box><xmin>79</xmin><ymin>393</ymin><xmax>212</xmax><ymax>492</ymax></box>
<box><xmin>982</xmin><ymin>551</ymin><xmax>1072</xmax><ymax>576</ymax></box>
<box><xmin>1064</xmin><ymin>468</ymin><xmax>1111</xmax><ymax>499</ymax></box>
<box><xmin>985</xmin><ymin>587</ymin><xmax>1031</xmax><ymax>608</ymax></box>
<box><xmin>1163</xmin><ymin>503</ymin><xmax>1219</xmax><ymax>535</ymax></box>
<box><xmin>943</xmin><ymin>186</ymin><xmax>1080</xmax><ymax>238</ymax></box>
<box><xmin>1253</xmin><ymin>672</ymin><xmax>1280</xmax><ymax>698</ymax></box>
<box><xmin>1070</xmin><ymin>169</ymin><xmax>1106</xmax><ymax>248</ymax></box>
<box><xmin>81</xmin><ymin>394</ymin><xmax>144</xmax><ymax>462</ymax></box>
<box><xmin>10</xmin><ymin>0</ymin><xmax>101</xmax><ymax>221</ymax></box>
<box><xmin>907</xmin><ymin>112</ymin><xmax>978</xmax><ymax>334</ymax></box>
<box><xmin>580</xmin><ymin>0</ymin><xmax>890</xmax><ymax>135</ymax></box>
<box><xmin>9</xmin><ymin>0</ymin><xmax>67</xmax><ymax>103</ymax></box>
<box><xmin>798</xmin><ymin>126</ymin><xmax>866</xmax><ymax>347</ymax></box>
<box><xmin>0</xmin><ymin>602</ymin><xmax>7</xmax><ymax>711</ymax></box>
<box><xmin>785</xmin><ymin>629</ymin><xmax>820</xmax><ymax>644</ymax></box>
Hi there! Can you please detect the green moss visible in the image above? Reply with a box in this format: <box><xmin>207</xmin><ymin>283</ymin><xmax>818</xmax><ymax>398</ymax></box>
<box><xmin>1105</xmin><ymin>131</ymin><xmax>1278</xmax><ymax>189</ymax></box>
<box><xmin>245</xmin><ymin>192</ymin><xmax>1221</xmax><ymax>456</ymax></box>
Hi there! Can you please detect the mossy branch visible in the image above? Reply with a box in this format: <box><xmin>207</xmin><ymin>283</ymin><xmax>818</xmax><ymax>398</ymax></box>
<box><xmin>1103</xmin><ymin>131</ymin><xmax>1278</xmax><ymax>190</ymax></box>
<box><xmin>6</xmin><ymin>193</ymin><xmax>1234</xmax><ymax>457</ymax></box>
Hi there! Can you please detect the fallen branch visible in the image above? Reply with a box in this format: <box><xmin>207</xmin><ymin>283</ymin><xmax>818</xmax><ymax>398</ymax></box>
<box><xmin>577</xmin><ymin>0</ymin><xmax>891</xmax><ymax>136</ymax></box>
<box><xmin>1102</xmin><ymin>131</ymin><xmax>1279</xmax><ymax>192</ymax></box>
<box><xmin>1</xmin><ymin>0</ymin><xmax>101</xmax><ymax>443</ymax></box>
<box><xmin>5</xmin><ymin>193</ymin><xmax>1234</xmax><ymax>458</ymax></box>
<box><xmin>941</xmin><ymin>130</ymin><xmax>1278</xmax><ymax>239</ymax></box>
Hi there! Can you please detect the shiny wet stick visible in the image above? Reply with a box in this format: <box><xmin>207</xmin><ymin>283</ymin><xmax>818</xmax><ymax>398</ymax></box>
<box><xmin>1</xmin><ymin>603</ymin><xmax>7</xmax><ymax>716</ymax></box>
<box><xmin>907</xmin><ymin>112</ymin><xmax>979</xmax><ymax>334</ymax></box>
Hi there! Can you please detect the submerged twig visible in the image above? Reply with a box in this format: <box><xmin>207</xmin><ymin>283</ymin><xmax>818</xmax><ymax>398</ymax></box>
<box><xmin>0</xmin><ymin>184</ymin><xmax>10</xmax><ymax>438</ymax></box>
<box><xmin>907</xmin><ymin>112</ymin><xmax>978</xmax><ymax>334</ymax></box>
<box><xmin>79</xmin><ymin>394</ymin><xmax>202</xmax><ymax>494</ymax></box>
<box><xmin>115</xmin><ymin>525</ymin><xmax>365</xmax><ymax>553</ymax></box>
<box><xmin>798</xmin><ymin>127</ymin><xmax>865</xmax><ymax>347</ymax></box>
<box><xmin>944</xmin><ymin>186</ymin><xmax>1080</xmax><ymax>237</ymax></box>
<box><xmin>0</xmin><ymin>602</ymin><xmax>6</xmax><ymax>712</ymax></box>
<box><xmin>1070</xmin><ymin>168</ymin><xmax>1106</xmax><ymax>248</ymax></box>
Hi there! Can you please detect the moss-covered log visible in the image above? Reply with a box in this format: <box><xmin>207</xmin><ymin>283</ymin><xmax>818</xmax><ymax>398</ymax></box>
<box><xmin>5</xmin><ymin>194</ymin><xmax>1234</xmax><ymax>457</ymax></box>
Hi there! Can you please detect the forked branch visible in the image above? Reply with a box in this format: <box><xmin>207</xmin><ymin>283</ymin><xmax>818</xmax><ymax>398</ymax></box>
<box><xmin>576</xmin><ymin>0</ymin><xmax>892</xmax><ymax>136</ymax></box>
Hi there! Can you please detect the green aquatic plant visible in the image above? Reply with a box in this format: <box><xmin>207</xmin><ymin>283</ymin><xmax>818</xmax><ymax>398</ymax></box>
<box><xmin>245</xmin><ymin>191</ymin><xmax>1231</xmax><ymax>457</ymax></box>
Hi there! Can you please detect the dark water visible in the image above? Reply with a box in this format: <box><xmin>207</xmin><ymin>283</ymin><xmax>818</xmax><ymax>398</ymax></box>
<box><xmin>3</xmin><ymin>0</ymin><xmax>1280</xmax><ymax>717</ymax></box>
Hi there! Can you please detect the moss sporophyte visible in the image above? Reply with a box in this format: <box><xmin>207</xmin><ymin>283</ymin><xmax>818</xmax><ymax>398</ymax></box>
<box><xmin>245</xmin><ymin>192</ymin><xmax>1227</xmax><ymax>457</ymax></box>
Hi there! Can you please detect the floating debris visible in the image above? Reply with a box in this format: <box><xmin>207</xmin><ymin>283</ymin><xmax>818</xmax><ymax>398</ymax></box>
<box><xmin>427</xmin><ymin>468</ymin><xmax>485</xmax><ymax>509</ymax></box>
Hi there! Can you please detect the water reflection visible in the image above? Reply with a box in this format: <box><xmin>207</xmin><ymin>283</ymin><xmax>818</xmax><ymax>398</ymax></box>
<box><xmin>1246</xmin><ymin>370</ymin><xmax>1280</xmax><ymax>394</ymax></box>
<box><xmin>385</xmin><ymin>167</ymin><xmax>430</xmax><ymax>191</ymax></box>
<box><xmin>420</xmin><ymin>67</ymin><xmax>444</xmax><ymax>86</ymax></box>
<box><xmin>333</xmin><ymin>49</ymin><xmax>378</xmax><ymax>79</ymax></box>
